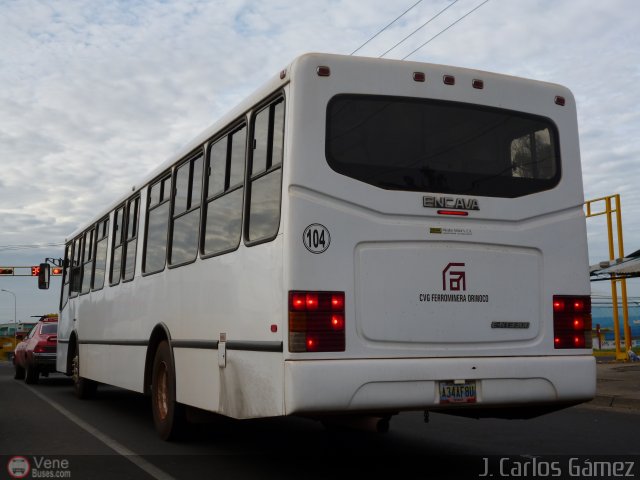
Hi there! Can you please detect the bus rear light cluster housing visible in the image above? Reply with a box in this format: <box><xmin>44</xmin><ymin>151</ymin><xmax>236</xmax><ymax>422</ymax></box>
<box><xmin>553</xmin><ymin>295</ymin><xmax>592</xmax><ymax>349</ymax></box>
<box><xmin>289</xmin><ymin>291</ymin><xmax>345</xmax><ymax>352</ymax></box>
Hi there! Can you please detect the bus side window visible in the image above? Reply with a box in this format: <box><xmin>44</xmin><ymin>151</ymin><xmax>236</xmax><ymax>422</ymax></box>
<box><xmin>246</xmin><ymin>97</ymin><xmax>284</xmax><ymax>244</ymax></box>
<box><xmin>93</xmin><ymin>218</ymin><xmax>109</xmax><ymax>290</ymax></box>
<box><xmin>69</xmin><ymin>236</ymin><xmax>82</xmax><ymax>296</ymax></box>
<box><xmin>202</xmin><ymin>125</ymin><xmax>246</xmax><ymax>257</ymax></box>
<box><xmin>60</xmin><ymin>243</ymin><xmax>71</xmax><ymax>309</ymax></box>
<box><xmin>110</xmin><ymin>205</ymin><xmax>125</xmax><ymax>285</ymax></box>
<box><xmin>144</xmin><ymin>175</ymin><xmax>172</xmax><ymax>274</ymax></box>
<box><xmin>123</xmin><ymin>196</ymin><xmax>140</xmax><ymax>281</ymax></box>
<box><xmin>80</xmin><ymin>228</ymin><xmax>95</xmax><ymax>294</ymax></box>
<box><xmin>170</xmin><ymin>153</ymin><xmax>203</xmax><ymax>266</ymax></box>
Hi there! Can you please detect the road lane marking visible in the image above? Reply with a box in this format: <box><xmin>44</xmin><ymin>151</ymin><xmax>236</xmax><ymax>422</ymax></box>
<box><xmin>22</xmin><ymin>383</ymin><xmax>176</xmax><ymax>480</ymax></box>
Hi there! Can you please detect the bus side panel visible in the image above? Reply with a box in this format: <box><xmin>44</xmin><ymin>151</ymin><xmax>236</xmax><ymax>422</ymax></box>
<box><xmin>217</xmin><ymin>351</ymin><xmax>284</xmax><ymax>418</ymax></box>
<box><xmin>82</xmin><ymin>344</ymin><xmax>146</xmax><ymax>393</ymax></box>
<box><xmin>56</xmin><ymin>299</ymin><xmax>75</xmax><ymax>374</ymax></box>
<box><xmin>174</xmin><ymin>348</ymin><xmax>219</xmax><ymax>412</ymax></box>
<box><xmin>171</xmin><ymin>235</ymin><xmax>286</xmax><ymax>419</ymax></box>
<box><xmin>55</xmin><ymin>336</ymin><xmax>69</xmax><ymax>374</ymax></box>
<box><xmin>173</xmin><ymin>349</ymin><xmax>293</xmax><ymax>419</ymax></box>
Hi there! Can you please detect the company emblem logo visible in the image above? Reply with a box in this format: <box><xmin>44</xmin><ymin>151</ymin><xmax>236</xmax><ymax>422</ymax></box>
<box><xmin>442</xmin><ymin>262</ymin><xmax>466</xmax><ymax>291</ymax></box>
<box><xmin>423</xmin><ymin>196</ymin><xmax>479</xmax><ymax>211</ymax></box>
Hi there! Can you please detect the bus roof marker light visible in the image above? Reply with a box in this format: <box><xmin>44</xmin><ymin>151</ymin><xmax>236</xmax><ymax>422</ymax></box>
<box><xmin>413</xmin><ymin>72</ymin><xmax>425</xmax><ymax>82</ymax></box>
<box><xmin>280</xmin><ymin>69</ymin><xmax>287</xmax><ymax>80</ymax></box>
<box><xmin>443</xmin><ymin>75</ymin><xmax>455</xmax><ymax>85</ymax></box>
<box><xmin>472</xmin><ymin>79</ymin><xmax>484</xmax><ymax>89</ymax></box>
<box><xmin>554</xmin><ymin>96</ymin><xmax>566</xmax><ymax>106</ymax></box>
<box><xmin>316</xmin><ymin>66</ymin><xmax>331</xmax><ymax>77</ymax></box>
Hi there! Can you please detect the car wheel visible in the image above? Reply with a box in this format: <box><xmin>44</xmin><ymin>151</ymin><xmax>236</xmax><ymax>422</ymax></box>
<box><xmin>25</xmin><ymin>364</ymin><xmax>39</xmax><ymax>384</ymax></box>
<box><xmin>72</xmin><ymin>353</ymin><xmax>97</xmax><ymax>399</ymax></box>
<box><xmin>14</xmin><ymin>364</ymin><xmax>25</xmax><ymax>380</ymax></box>
<box><xmin>151</xmin><ymin>341</ymin><xmax>185</xmax><ymax>441</ymax></box>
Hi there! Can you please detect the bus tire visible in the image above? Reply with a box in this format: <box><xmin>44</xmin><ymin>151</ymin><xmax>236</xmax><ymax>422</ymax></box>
<box><xmin>25</xmin><ymin>364</ymin><xmax>39</xmax><ymax>384</ymax></box>
<box><xmin>151</xmin><ymin>340</ymin><xmax>185</xmax><ymax>441</ymax></box>
<box><xmin>72</xmin><ymin>353</ymin><xmax>97</xmax><ymax>399</ymax></box>
<box><xmin>14</xmin><ymin>364</ymin><xmax>25</xmax><ymax>380</ymax></box>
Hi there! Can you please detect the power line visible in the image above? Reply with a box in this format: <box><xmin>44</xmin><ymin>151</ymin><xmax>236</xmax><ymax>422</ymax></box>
<box><xmin>402</xmin><ymin>0</ymin><xmax>491</xmax><ymax>60</ymax></box>
<box><xmin>350</xmin><ymin>0</ymin><xmax>424</xmax><ymax>55</ymax></box>
<box><xmin>379</xmin><ymin>0</ymin><xmax>459</xmax><ymax>58</ymax></box>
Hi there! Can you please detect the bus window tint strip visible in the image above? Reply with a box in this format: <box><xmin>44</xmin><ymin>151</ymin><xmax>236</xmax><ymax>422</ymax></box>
<box><xmin>93</xmin><ymin>218</ymin><xmax>109</xmax><ymax>290</ymax></box>
<box><xmin>123</xmin><ymin>196</ymin><xmax>140</xmax><ymax>281</ymax></box>
<box><xmin>208</xmin><ymin>138</ymin><xmax>227</xmax><ymax>198</ymax></box>
<box><xmin>229</xmin><ymin>127</ymin><xmax>247</xmax><ymax>188</ymax></box>
<box><xmin>70</xmin><ymin>236</ymin><xmax>82</xmax><ymax>296</ymax></box>
<box><xmin>252</xmin><ymin>108</ymin><xmax>270</xmax><ymax>175</ymax></box>
<box><xmin>144</xmin><ymin>175</ymin><xmax>171</xmax><ymax>274</ymax></box>
<box><xmin>81</xmin><ymin>228</ymin><xmax>94</xmax><ymax>294</ymax></box>
<box><xmin>325</xmin><ymin>95</ymin><xmax>560</xmax><ymax>198</ymax></box>
<box><xmin>110</xmin><ymin>206</ymin><xmax>124</xmax><ymax>285</ymax></box>
<box><xmin>60</xmin><ymin>243</ymin><xmax>71</xmax><ymax>309</ymax></box>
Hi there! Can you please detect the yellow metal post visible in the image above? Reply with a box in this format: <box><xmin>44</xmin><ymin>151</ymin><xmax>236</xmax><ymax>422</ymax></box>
<box><xmin>615</xmin><ymin>195</ymin><xmax>633</xmax><ymax>352</ymax></box>
<box><xmin>584</xmin><ymin>194</ymin><xmax>631</xmax><ymax>361</ymax></box>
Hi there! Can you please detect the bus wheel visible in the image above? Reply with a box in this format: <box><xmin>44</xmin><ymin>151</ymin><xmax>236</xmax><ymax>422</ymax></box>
<box><xmin>151</xmin><ymin>341</ymin><xmax>185</xmax><ymax>441</ymax></box>
<box><xmin>72</xmin><ymin>353</ymin><xmax>97</xmax><ymax>399</ymax></box>
<box><xmin>14</xmin><ymin>364</ymin><xmax>25</xmax><ymax>380</ymax></box>
<box><xmin>25</xmin><ymin>364</ymin><xmax>39</xmax><ymax>384</ymax></box>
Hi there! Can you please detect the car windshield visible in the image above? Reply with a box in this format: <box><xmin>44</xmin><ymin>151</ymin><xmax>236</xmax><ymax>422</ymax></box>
<box><xmin>41</xmin><ymin>324</ymin><xmax>57</xmax><ymax>334</ymax></box>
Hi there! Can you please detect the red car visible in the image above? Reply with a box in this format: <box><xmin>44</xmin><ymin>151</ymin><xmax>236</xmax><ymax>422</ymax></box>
<box><xmin>13</xmin><ymin>315</ymin><xmax>58</xmax><ymax>384</ymax></box>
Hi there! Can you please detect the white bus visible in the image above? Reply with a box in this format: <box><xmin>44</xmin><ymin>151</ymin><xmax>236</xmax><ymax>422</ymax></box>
<box><xmin>44</xmin><ymin>53</ymin><xmax>595</xmax><ymax>440</ymax></box>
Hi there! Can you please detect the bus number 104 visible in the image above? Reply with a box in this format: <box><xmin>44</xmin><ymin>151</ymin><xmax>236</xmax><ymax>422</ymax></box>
<box><xmin>303</xmin><ymin>224</ymin><xmax>331</xmax><ymax>254</ymax></box>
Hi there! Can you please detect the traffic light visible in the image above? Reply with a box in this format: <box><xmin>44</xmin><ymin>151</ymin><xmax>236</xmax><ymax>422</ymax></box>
<box><xmin>0</xmin><ymin>267</ymin><xmax>14</xmax><ymax>275</ymax></box>
<box><xmin>52</xmin><ymin>267</ymin><xmax>63</xmax><ymax>276</ymax></box>
<box><xmin>31</xmin><ymin>266</ymin><xmax>41</xmax><ymax>276</ymax></box>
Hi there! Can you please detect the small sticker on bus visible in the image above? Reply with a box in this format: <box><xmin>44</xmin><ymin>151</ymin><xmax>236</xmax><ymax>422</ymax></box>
<box><xmin>303</xmin><ymin>224</ymin><xmax>331</xmax><ymax>254</ymax></box>
<box><xmin>429</xmin><ymin>227</ymin><xmax>472</xmax><ymax>236</ymax></box>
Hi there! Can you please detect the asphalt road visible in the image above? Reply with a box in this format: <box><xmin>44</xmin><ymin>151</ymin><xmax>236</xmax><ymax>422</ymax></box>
<box><xmin>1</xmin><ymin>362</ymin><xmax>639</xmax><ymax>479</ymax></box>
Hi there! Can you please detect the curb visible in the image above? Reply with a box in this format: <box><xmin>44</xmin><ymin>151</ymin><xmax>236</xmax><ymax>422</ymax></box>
<box><xmin>590</xmin><ymin>395</ymin><xmax>640</xmax><ymax>411</ymax></box>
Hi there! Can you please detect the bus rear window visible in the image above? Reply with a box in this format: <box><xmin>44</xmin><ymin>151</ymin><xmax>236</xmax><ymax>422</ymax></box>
<box><xmin>326</xmin><ymin>95</ymin><xmax>560</xmax><ymax>198</ymax></box>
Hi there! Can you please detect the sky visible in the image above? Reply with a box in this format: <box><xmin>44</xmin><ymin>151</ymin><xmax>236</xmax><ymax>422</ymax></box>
<box><xmin>1</xmin><ymin>0</ymin><xmax>639</xmax><ymax>323</ymax></box>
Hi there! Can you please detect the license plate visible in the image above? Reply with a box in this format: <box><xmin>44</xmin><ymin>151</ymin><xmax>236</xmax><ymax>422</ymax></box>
<box><xmin>439</xmin><ymin>381</ymin><xmax>477</xmax><ymax>404</ymax></box>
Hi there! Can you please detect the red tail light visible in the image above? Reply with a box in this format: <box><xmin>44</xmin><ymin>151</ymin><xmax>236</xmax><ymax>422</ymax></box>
<box><xmin>289</xmin><ymin>291</ymin><xmax>345</xmax><ymax>352</ymax></box>
<box><xmin>34</xmin><ymin>343</ymin><xmax>47</xmax><ymax>353</ymax></box>
<box><xmin>553</xmin><ymin>295</ymin><xmax>592</xmax><ymax>349</ymax></box>
<box><xmin>437</xmin><ymin>210</ymin><xmax>469</xmax><ymax>216</ymax></box>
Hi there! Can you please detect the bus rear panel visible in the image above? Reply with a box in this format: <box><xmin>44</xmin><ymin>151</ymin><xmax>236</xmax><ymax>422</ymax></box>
<box><xmin>282</xmin><ymin>54</ymin><xmax>594</xmax><ymax>418</ymax></box>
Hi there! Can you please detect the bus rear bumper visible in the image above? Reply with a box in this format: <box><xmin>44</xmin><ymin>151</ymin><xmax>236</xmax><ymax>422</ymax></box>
<box><xmin>284</xmin><ymin>355</ymin><xmax>595</xmax><ymax>416</ymax></box>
